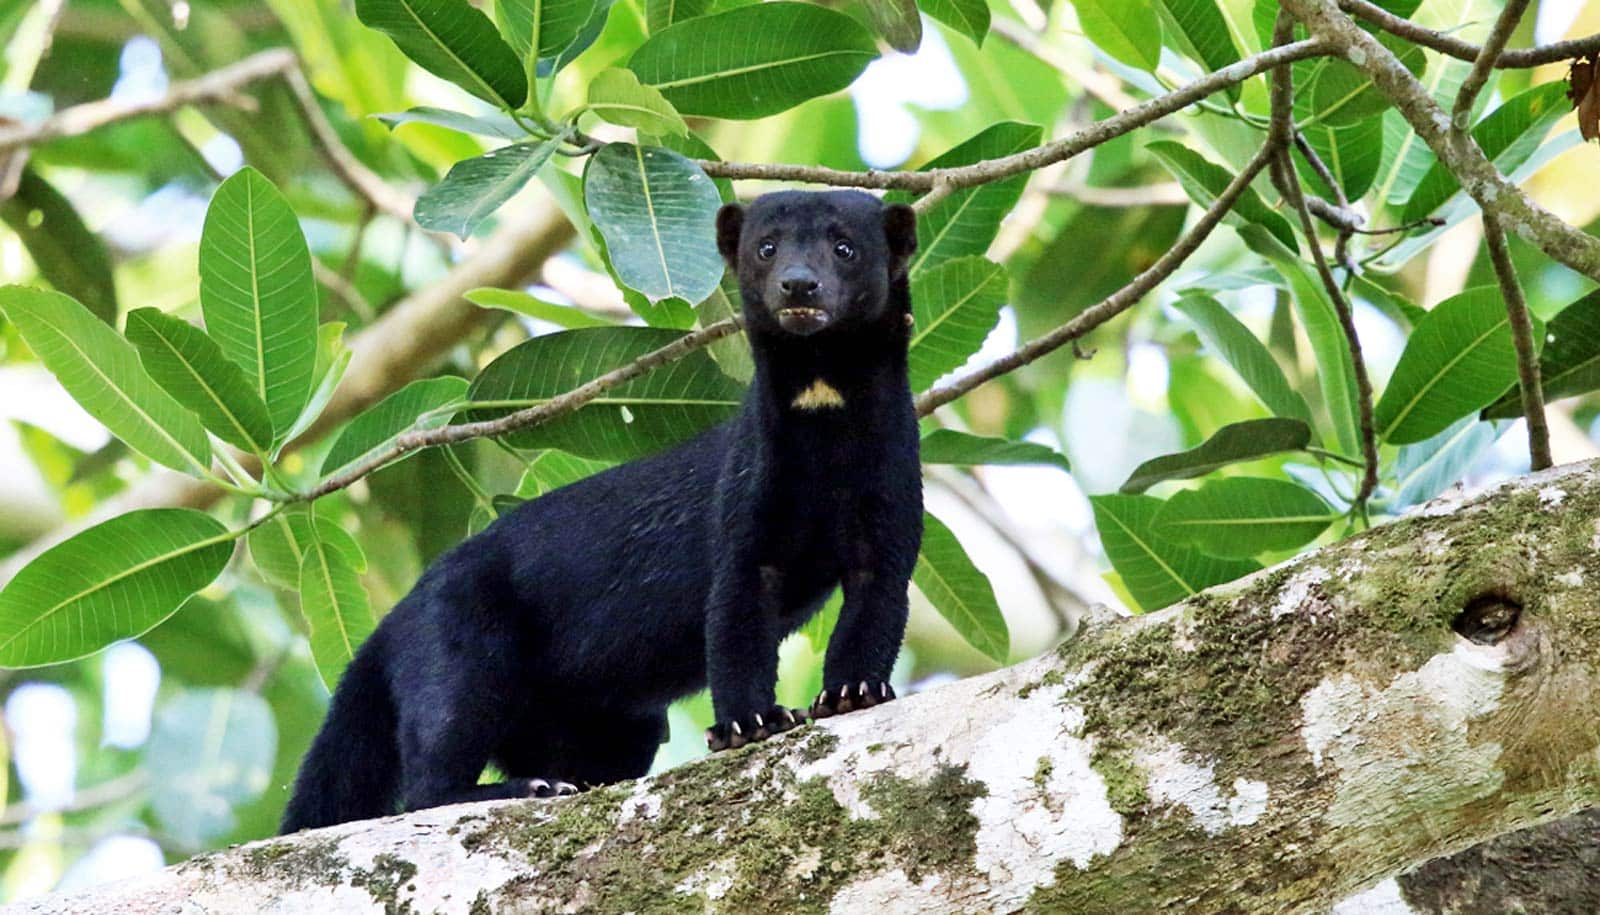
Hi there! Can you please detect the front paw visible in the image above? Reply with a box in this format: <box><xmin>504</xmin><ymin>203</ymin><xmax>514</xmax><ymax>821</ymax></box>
<box><xmin>810</xmin><ymin>680</ymin><xmax>895</xmax><ymax>719</ymax></box>
<box><xmin>705</xmin><ymin>706</ymin><xmax>807</xmax><ymax>751</ymax></box>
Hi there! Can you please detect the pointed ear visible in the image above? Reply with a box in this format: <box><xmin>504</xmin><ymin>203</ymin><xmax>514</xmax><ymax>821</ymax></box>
<box><xmin>716</xmin><ymin>204</ymin><xmax>744</xmax><ymax>268</ymax></box>
<box><xmin>883</xmin><ymin>203</ymin><xmax>917</xmax><ymax>276</ymax></box>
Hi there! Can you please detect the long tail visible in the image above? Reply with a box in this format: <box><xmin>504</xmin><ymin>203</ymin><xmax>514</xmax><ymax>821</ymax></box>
<box><xmin>280</xmin><ymin>631</ymin><xmax>399</xmax><ymax>833</ymax></box>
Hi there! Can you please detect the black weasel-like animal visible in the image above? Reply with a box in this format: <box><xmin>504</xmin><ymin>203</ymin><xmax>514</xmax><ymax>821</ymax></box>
<box><xmin>281</xmin><ymin>190</ymin><xmax>923</xmax><ymax>832</ymax></box>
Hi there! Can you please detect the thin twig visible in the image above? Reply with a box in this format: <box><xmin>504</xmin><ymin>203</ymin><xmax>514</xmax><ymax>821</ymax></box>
<box><xmin>1482</xmin><ymin>210</ymin><xmax>1553</xmax><ymax>471</ymax></box>
<box><xmin>301</xmin><ymin>317</ymin><xmax>745</xmax><ymax>501</ymax></box>
<box><xmin>915</xmin><ymin>141</ymin><xmax>1282</xmax><ymax>416</ymax></box>
<box><xmin>989</xmin><ymin>17</ymin><xmax>1139</xmax><ymax>111</ymax></box>
<box><xmin>1452</xmin><ymin>0</ymin><xmax>1532</xmax><ymax>131</ymax></box>
<box><xmin>1340</xmin><ymin>0</ymin><xmax>1599</xmax><ymax>68</ymax></box>
<box><xmin>1047</xmin><ymin>182</ymin><xmax>1191</xmax><ymax>207</ymax></box>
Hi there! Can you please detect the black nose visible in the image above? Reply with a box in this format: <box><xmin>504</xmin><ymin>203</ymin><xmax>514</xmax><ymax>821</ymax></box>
<box><xmin>779</xmin><ymin>273</ymin><xmax>820</xmax><ymax>297</ymax></box>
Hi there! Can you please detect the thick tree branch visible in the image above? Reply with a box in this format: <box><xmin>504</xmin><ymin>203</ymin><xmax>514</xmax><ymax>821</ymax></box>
<box><xmin>1483</xmin><ymin>210</ymin><xmax>1553</xmax><ymax>471</ymax></box>
<box><xmin>1340</xmin><ymin>0</ymin><xmax>1600</xmax><ymax>68</ymax></box>
<box><xmin>22</xmin><ymin>459</ymin><xmax>1600</xmax><ymax>914</ymax></box>
<box><xmin>1284</xmin><ymin>0</ymin><xmax>1600</xmax><ymax>281</ymax></box>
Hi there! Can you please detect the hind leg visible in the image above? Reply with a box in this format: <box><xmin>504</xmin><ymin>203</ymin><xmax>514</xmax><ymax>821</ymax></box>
<box><xmin>499</xmin><ymin>707</ymin><xmax>668</xmax><ymax>790</ymax></box>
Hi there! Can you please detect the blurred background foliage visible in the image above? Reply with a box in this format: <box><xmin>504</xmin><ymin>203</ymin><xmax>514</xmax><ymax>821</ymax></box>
<box><xmin>0</xmin><ymin>0</ymin><xmax>1596</xmax><ymax>898</ymax></box>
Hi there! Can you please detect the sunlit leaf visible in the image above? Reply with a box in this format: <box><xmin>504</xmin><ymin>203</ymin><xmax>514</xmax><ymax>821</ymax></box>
<box><xmin>918</xmin><ymin>0</ymin><xmax>989</xmax><ymax>45</ymax></box>
<box><xmin>248</xmin><ymin>506</ymin><xmax>365</xmax><ymax>590</ymax></box>
<box><xmin>1154</xmin><ymin>477</ymin><xmax>1337</xmax><ymax>558</ymax></box>
<box><xmin>466</xmin><ymin>287</ymin><xmax>614</xmax><ymax>328</ymax></box>
<box><xmin>1172</xmin><ymin>295</ymin><xmax>1313</xmax><ymax>426</ymax></box>
<box><xmin>1091</xmin><ymin>494</ymin><xmax>1260</xmax><ymax>612</ymax></box>
<box><xmin>1120</xmin><ymin>418</ymin><xmax>1312</xmax><ymax>493</ymax></box>
<box><xmin>919</xmin><ymin>429</ymin><xmax>1071</xmax><ymax>472</ymax></box>
<box><xmin>587</xmin><ymin>68</ymin><xmax>688</xmax><ymax>137</ymax></box>
<box><xmin>913</xmin><ymin>513</ymin><xmax>1008</xmax><ymax>662</ymax></box>
<box><xmin>355</xmin><ymin>0</ymin><xmax>527</xmax><ymax>109</ymax></box>
<box><xmin>908</xmin><ymin>256</ymin><xmax>1007</xmax><ymax>390</ymax></box>
<box><xmin>299</xmin><ymin>535</ymin><xmax>377</xmax><ymax>691</ymax></box>
<box><xmin>584</xmin><ymin>143</ymin><xmax>723</xmax><ymax>304</ymax></box>
<box><xmin>1067</xmin><ymin>0</ymin><xmax>1161</xmax><ymax>71</ymax></box>
<box><xmin>375</xmin><ymin>106</ymin><xmax>524</xmax><ymax>140</ymax></box>
<box><xmin>1483</xmin><ymin>288</ymin><xmax>1600</xmax><ymax>419</ymax></box>
<box><xmin>126</xmin><ymin>308</ymin><xmax>275</xmax><ymax>456</ymax></box>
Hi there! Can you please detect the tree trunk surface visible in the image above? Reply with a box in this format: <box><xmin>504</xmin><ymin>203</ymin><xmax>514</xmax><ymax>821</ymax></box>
<box><xmin>11</xmin><ymin>462</ymin><xmax>1600</xmax><ymax>915</ymax></box>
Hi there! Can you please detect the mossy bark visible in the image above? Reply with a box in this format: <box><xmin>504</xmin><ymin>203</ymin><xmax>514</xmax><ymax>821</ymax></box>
<box><xmin>17</xmin><ymin>463</ymin><xmax>1600</xmax><ymax>915</ymax></box>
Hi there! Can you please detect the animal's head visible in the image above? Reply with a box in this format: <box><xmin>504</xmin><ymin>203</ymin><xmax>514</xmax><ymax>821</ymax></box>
<box><xmin>716</xmin><ymin>190</ymin><xmax>917</xmax><ymax>337</ymax></box>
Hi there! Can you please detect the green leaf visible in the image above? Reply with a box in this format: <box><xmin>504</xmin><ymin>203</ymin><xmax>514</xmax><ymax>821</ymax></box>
<box><xmin>1297</xmin><ymin>115</ymin><xmax>1384</xmax><ymax>201</ymax></box>
<box><xmin>919</xmin><ymin>429</ymin><xmax>1070</xmax><ymax>472</ymax></box>
<box><xmin>0</xmin><ymin>286</ymin><xmax>213</xmax><ymax>477</ymax></box>
<box><xmin>627</xmin><ymin>3</ymin><xmax>877</xmax><ymax>120</ymax></box>
<box><xmin>497</xmin><ymin>0</ymin><xmax>594</xmax><ymax>61</ymax></box>
<box><xmin>322</xmin><ymin>376</ymin><xmax>470</xmax><ymax>477</ymax></box>
<box><xmin>584</xmin><ymin>143</ymin><xmax>724</xmax><ymax>305</ymax></box>
<box><xmin>1066</xmin><ymin>0</ymin><xmax>1161</xmax><ymax>71</ymax></box>
<box><xmin>1483</xmin><ymin>288</ymin><xmax>1600</xmax><ymax>419</ymax></box>
<box><xmin>1172</xmin><ymin>295</ymin><xmax>1313</xmax><ymax>426</ymax></box>
<box><xmin>1090</xmin><ymin>494</ymin><xmax>1260</xmax><ymax>612</ymax></box>
<box><xmin>248</xmin><ymin>507</ymin><xmax>365</xmax><ymax>590</ymax></box>
<box><xmin>1158</xmin><ymin>0</ymin><xmax>1239</xmax><ymax>73</ymax></box>
<box><xmin>1146</xmin><ymin>141</ymin><xmax>1297</xmax><ymax>252</ymax></box>
<box><xmin>0</xmin><ymin>509</ymin><xmax>234</xmax><ymax>667</ymax></box>
<box><xmin>0</xmin><ymin>166</ymin><xmax>118</xmax><ymax>325</ymax></box>
<box><xmin>1119</xmin><ymin>418</ymin><xmax>1312</xmax><ymax>493</ymax></box>
<box><xmin>864</xmin><ymin>0</ymin><xmax>923</xmax><ymax>53</ymax></box>
<box><xmin>465</xmin><ymin>287</ymin><xmax>613</xmax><ymax>328</ymax></box>
<box><xmin>913</xmin><ymin>513</ymin><xmax>1008</xmax><ymax>662</ymax></box>
<box><xmin>375</xmin><ymin>106</ymin><xmax>524</xmax><ymax>140</ymax></box>
<box><xmin>1393</xmin><ymin>416</ymin><xmax>1501</xmax><ymax>508</ymax></box>
<box><xmin>890</xmin><ymin>122</ymin><xmax>1042</xmax><ymax>277</ymax></box>
<box><xmin>1154</xmin><ymin>477</ymin><xmax>1336</xmax><ymax>558</ymax></box>
<box><xmin>355</xmin><ymin>0</ymin><xmax>527</xmax><ymax>109</ymax></box>
<box><xmin>464</xmin><ymin>327</ymin><xmax>743</xmax><ymax>460</ymax></box>
<box><xmin>1376</xmin><ymin>287</ymin><xmax>1535</xmax><ymax>445</ymax></box>
<box><xmin>908</xmin><ymin>256</ymin><xmax>1007</xmax><ymax>390</ymax></box>
<box><xmin>279</xmin><ymin>322</ymin><xmax>352</xmax><ymax>447</ymax></box>
<box><xmin>146</xmin><ymin>689</ymin><xmax>276</xmax><ymax>847</ymax></box>
<box><xmin>199</xmin><ymin>167</ymin><xmax>319</xmax><ymax>438</ymax></box>
<box><xmin>516</xmin><ymin>449</ymin><xmax>615</xmax><ymax>496</ymax></box>
<box><xmin>1403</xmin><ymin>82</ymin><xmax>1568</xmax><ymax>222</ymax></box>
<box><xmin>918</xmin><ymin>0</ymin><xmax>989</xmax><ymax>45</ymax></box>
<box><xmin>800</xmin><ymin>588</ymin><xmax>843</xmax><ymax>655</ymax></box>
<box><xmin>1242</xmin><ymin>226</ymin><xmax>1361</xmax><ymax>457</ymax></box>
<box><xmin>646</xmin><ymin>0</ymin><xmax>710</xmax><ymax>33</ymax></box>
<box><xmin>587</xmin><ymin>68</ymin><xmax>688</xmax><ymax>137</ymax></box>
<box><xmin>1296</xmin><ymin>34</ymin><xmax>1423</xmax><ymax>128</ymax></box>
<box><xmin>695</xmin><ymin>276</ymin><xmax>755</xmax><ymax>384</ymax></box>
<box><xmin>415</xmin><ymin>139</ymin><xmax>561</xmax><ymax>239</ymax></box>
<box><xmin>125</xmin><ymin>308</ymin><xmax>275</xmax><ymax>456</ymax></box>
<box><xmin>298</xmin><ymin>537</ymin><xmax>377</xmax><ymax>691</ymax></box>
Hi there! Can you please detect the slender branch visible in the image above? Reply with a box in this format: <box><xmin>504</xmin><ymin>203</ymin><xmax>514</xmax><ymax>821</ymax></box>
<box><xmin>694</xmin><ymin>39</ymin><xmax>1330</xmax><ymax>194</ymax></box>
<box><xmin>300</xmin><ymin>318</ymin><xmax>744</xmax><ymax>501</ymax></box>
<box><xmin>1452</xmin><ymin>0</ymin><xmax>1532</xmax><ymax>130</ymax></box>
<box><xmin>1482</xmin><ymin>210</ymin><xmax>1553</xmax><ymax>471</ymax></box>
<box><xmin>1341</xmin><ymin>0</ymin><xmax>1600</xmax><ymax>68</ymax></box>
<box><xmin>914</xmin><ymin>141</ymin><xmax>1281</xmax><ymax>416</ymax></box>
<box><xmin>1284</xmin><ymin>0</ymin><xmax>1600</xmax><ymax>281</ymax></box>
<box><xmin>0</xmin><ymin>49</ymin><xmax>295</xmax><ymax>154</ymax></box>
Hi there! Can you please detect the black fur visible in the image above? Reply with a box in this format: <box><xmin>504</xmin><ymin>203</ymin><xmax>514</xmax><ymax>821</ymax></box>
<box><xmin>281</xmin><ymin>190</ymin><xmax>923</xmax><ymax>832</ymax></box>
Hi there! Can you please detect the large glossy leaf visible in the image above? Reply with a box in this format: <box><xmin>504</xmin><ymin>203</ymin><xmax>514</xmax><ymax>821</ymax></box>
<box><xmin>497</xmin><ymin>0</ymin><xmax>594</xmax><ymax>62</ymax></box>
<box><xmin>299</xmin><ymin>535</ymin><xmax>377</xmax><ymax>691</ymax></box>
<box><xmin>919</xmin><ymin>430</ymin><xmax>1071</xmax><ymax>472</ymax></box>
<box><xmin>248</xmin><ymin>507</ymin><xmax>366</xmax><ymax>591</ymax></box>
<box><xmin>463</xmin><ymin>327</ymin><xmax>743</xmax><ymax>460</ymax></box>
<box><xmin>0</xmin><ymin>166</ymin><xmax>117</xmax><ymax>325</ymax></box>
<box><xmin>646</xmin><ymin>0</ymin><xmax>710</xmax><ymax>33</ymax></box>
<box><xmin>0</xmin><ymin>287</ymin><xmax>213</xmax><ymax>476</ymax></box>
<box><xmin>1295</xmin><ymin>33</ymin><xmax>1423</xmax><ymax>128</ymax></box>
<box><xmin>1154</xmin><ymin>477</ymin><xmax>1337</xmax><ymax>558</ymax></box>
<box><xmin>1242</xmin><ymin>226</ymin><xmax>1361</xmax><ymax>457</ymax></box>
<box><xmin>1066</xmin><ymin>0</ymin><xmax>1161</xmax><ymax>71</ymax></box>
<box><xmin>918</xmin><ymin>0</ymin><xmax>989</xmax><ymax>45</ymax></box>
<box><xmin>1402</xmin><ymin>82</ymin><xmax>1568</xmax><ymax>222</ymax></box>
<box><xmin>913</xmin><ymin>513</ymin><xmax>1008</xmax><ymax>662</ymax></box>
<box><xmin>908</xmin><ymin>256</ymin><xmax>1007</xmax><ymax>390</ymax></box>
<box><xmin>375</xmin><ymin>106</ymin><xmax>524</xmax><ymax>140</ymax></box>
<box><xmin>322</xmin><ymin>376</ymin><xmax>470</xmax><ymax>477</ymax></box>
<box><xmin>1392</xmin><ymin>416</ymin><xmax>1501</xmax><ymax>509</ymax></box>
<box><xmin>1147</xmin><ymin>141</ymin><xmax>1296</xmax><ymax>252</ymax></box>
<box><xmin>1375</xmin><ymin>287</ymin><xmax>1533</xmax><ymax>445</ymax></box>
<box><xmin>1173</xmin><ymin>295</ymin><xmax>1313</xmax><ymax>426</ymax></box>
<box><xmin>415</xmin><ymin>138</ymin><xmax>561</xmax><ymax>239</ymax></box>
<box><xmin>584</xmin><ymin>143</ymin><xmax>723</xmax><ymax>305</ymax></box>
<box><xmin>126</xmin><ymin>308</ymin><xmax>275</xmax><ymax>456</ymax></box>
<box><xmin>627</xmin><ymin>3</ymin><xmax>877</xmax><ymax>120</ymax></box>
<box><xmin>517</xmin><ymin>449</ymin><xmax>615</xmax><ymax>496</ymax></box>
<box><xmin>1158</xmin><ymin>0</ymin><xmax>1238</xmax><ymax>73</ymax></box>
<box><xmin>890</xmin><ymin>122</ymin><xmax>1042</xmax><ymax>278</ymax></box>
<box><xmin>587</xmin><ymin>68</ymin><xmax>688</xmax><ymax>137</ymax></box>
<box><xmin>199</xmin><ymin>168</ymin><xmax>319</xmax><ymax>438</ymax></box>
<box><xmin>1090</xmin><ymin>494</ymin><xmax>1260</xmax><ymax>612</ymax></box>
<box><xmin>1297</xmin><ymin>115</ymin><xmax>1383</xmax><ymax>201</ymax></box>
<box><xmin>146</xmin><ymin>689</ymin><xmax>276</xmax><ymax>847</ymax></box>
<box><xmin>1120</xmin><ymin>418</ymin><xmax>1312</xmax><ymax>493</ymax></box>
<box><xmin>1484</xmin><ymin>289</ymin><xmax>1600</xmax><ymax>419</ymax></box>
<box><xmin>355</xmin><ymin>0</ymin><xmax>526</xmax><ymax>109</ymax></box>
<box><xmin>465</xmin><ymin>287</ymin><xmax>613</xmax><ymax>328</ymax></box>
<box><xmin>864</xmin><ymin>0</ymin><xmax>922</xmax><ymax>53</ymax></box>
<box><xmin>0</xmin><ymin>509</ymin><xmax>234</xmax><ymax>667</ymax></box>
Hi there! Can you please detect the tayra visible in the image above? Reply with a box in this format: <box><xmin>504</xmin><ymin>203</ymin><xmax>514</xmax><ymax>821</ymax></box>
<box><xmin>281</xmin><ymin>189</ymin><xmax>923</xmax><ymax>832</ymax></box>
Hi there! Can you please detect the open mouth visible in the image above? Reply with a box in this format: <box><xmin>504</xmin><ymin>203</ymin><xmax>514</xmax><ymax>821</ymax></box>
<box><xmin>776</xmin><ymin>307</ymin><xmax>831</xmax><ymax>334</ymax></box>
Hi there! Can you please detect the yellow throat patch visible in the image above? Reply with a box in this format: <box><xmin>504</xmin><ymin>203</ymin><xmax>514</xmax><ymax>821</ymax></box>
<box><xmin>791</xmin><ymin>378</ymin><xmax>846</xmax><ymax>411</ymax></box>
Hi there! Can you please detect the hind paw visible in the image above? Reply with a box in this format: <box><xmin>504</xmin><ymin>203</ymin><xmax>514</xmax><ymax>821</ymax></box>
<box><xmin>525</xmin><ymin>778</ymin><xmax>580</xmax><ymax>799</ymax></box>
<box><xmin>705</xmin><ymin>706</ymin><xmax>807</xmax><ymax>751</ymax></box>
<box><xmin>810</xmin><ymin>680</ymin><xmax>895</xmax><ymax>719</ymax></box>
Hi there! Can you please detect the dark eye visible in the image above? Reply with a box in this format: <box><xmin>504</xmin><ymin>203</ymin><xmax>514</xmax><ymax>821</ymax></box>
<box><xmin>757</xmin><ymin>240</ymin><xmax>777</xmax><ymax>259</ymax></box>
<box><xmin>834</xmin><ymin>239</ymin><xmax>856</xmax><ymax>260</ymax></box>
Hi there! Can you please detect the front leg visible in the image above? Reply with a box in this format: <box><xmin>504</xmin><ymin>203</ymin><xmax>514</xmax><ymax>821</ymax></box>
<box><xmin>704</xmin><ymin>555</ymin><xmax>806</xmax><ymax>751</ymax></box>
